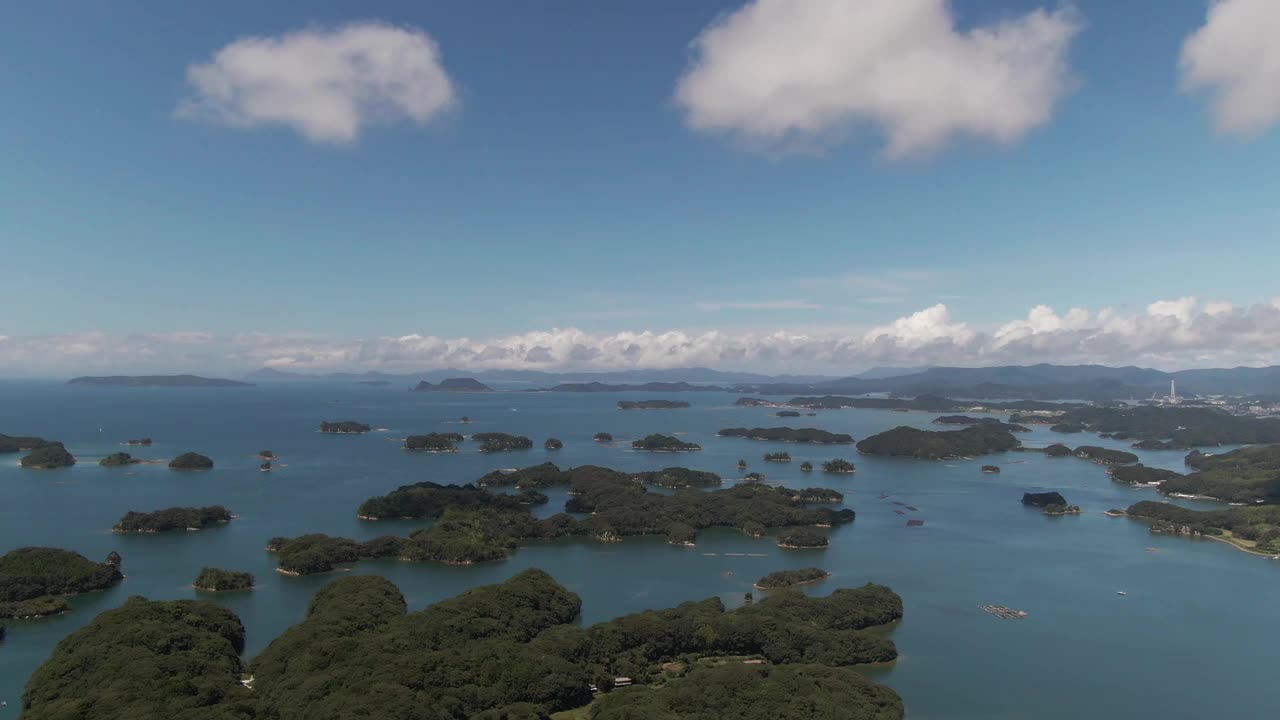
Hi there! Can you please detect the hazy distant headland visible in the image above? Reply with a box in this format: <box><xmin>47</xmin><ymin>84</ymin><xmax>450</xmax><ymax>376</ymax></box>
<box><xmin>67</xmin><ymin>375</ymin><xmax>252</xmax><ymax>388</ymax></box>
<box><xmin>412</xmin><ymin>378</ymin><xmax>493</xmax><ymax>392</ymax></box>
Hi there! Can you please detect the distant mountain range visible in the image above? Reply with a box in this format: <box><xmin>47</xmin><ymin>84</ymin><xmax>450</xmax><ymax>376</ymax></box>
<box><xmin>243</xmin><ymin>367</ymin><xmax>840</xmax><ymax>385</ymax></box>
<box><xmin>68</xmin><ymin>375</ymin><xmax>253</xmax><ymax>388</ymax></box>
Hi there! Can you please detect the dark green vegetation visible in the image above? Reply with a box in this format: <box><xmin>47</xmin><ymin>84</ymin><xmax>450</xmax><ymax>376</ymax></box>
<box><xmin>822</xmin><ymin>458</ymin><xmax>856</xmax><ymax>473</ymax></box>
<box><xmin>618</xmin><ymin>399</ymin><xmax>691</xmax><ymax>410</ymax></box>
<box><xmin>755</xmin><ymin>567</ymin><xmax>830</xmax><ymax>589</ymax></box>
<box><xmin>413</xmin><ymin>377</ymin><xmax>494</xmax><ymax>392</ymax></box>
<box><xmin>545</xmin><ymin>437</ymin><xmax>563</xmax><ymax>450</ymax></box>
<box><xmin>1050</xmin><ymin>421</ymin><xmax>1086</xmax><ymax>433</ymax></box>
<box><xmin>66</xmin><ymin>374</ymin><xmax>252</xmax><ymax>387</ymax></box>
<box><xmin>743</xmin><ymin>471</ymin><xmax>767</xmax><ymax>482</ymax></box>
<box><xmin>404</xmin><ymin>432</ymin><xmax>462</xmax><ymax>452</ymax></box>
<box><xmin>20</xmin><ymin>596</ymin><xmax>253</xmax><ymax>718</ymax></box>
<box><xmin>738</xmin><ymin>458</ymin><xmax>748</xmax><ymax>469</ymax></box>
<box><xmin>777</xmin><ymin>529</ymin><xmax>829</xmax><ymax>548</ymax></box>
<box><xmin>113</xmin><ymin>505</ymin><xmax>232</xmax><ymax>533</ymax></box>
<box><xmin>169</xmin><ymin>451</ymin><xmax>214</xmax><ymax>469</ymax></box>
<box><xmin>1022</xmin><ymin>492</ymin><xmax>1067</xmax><ymax>508</ymax></box>
<box><xmin>783</xmin><ymin>394</ymin><xmax>1075</xmax><ymax>412</ymax></box>
<box><xmin>473</xmin><ymin>432</ymin><xmax>534</xmax><ymax>452</ymax></box>
<box><xmin>258</xmin><ymin>450</ymin><xmax>274</xmax><ymax>459</ymax></box>
<box><xmin>776</xmin><ymin>409</ymin><xmax>801</xmax><ymax>417</ymax></box>
<box><xmin>260</xmin><ymin>461</ymin><xmax>272</xmax><ymax>471</ymax></box>
<box><xmin>0</xmin><ymin>547</ymin><xmax>123</xmax><ymax>619</ymax></box>
<box><xmin>591</xmin><ymin>663</ymin><xmax>903</xmax><ymax>720</ymax></box>
<box><xmin>764</xmin><ymin>451</ymin><xmax>791</xmax><ymax>462</ymax></box>
<box><xmin>1072</xmin><ymin>446</ymin><xmax>1138</xmax><ymax>465</ymax></box>
<box><xmin>1109</xmin><ymin>464</ymin><xmax>1183</xmax><ymax>486</ymax></box>
<box><xmin>20</xmin><ymin>444</ymin><xmax>75</xmax><ymax>469</ymax></box>
<box><xmin>632</xmin><ymin>434</ymin><xmax>701</xmax><ymax>451</ymax></box>
<box><xmin>1043</xmin><ymin>503</ymin><xmax>1082</xmax><ymax>515</ymax></box>
<box><xmin>793</xmin><ymin>487</ymin><xmax>843</xmax><ymax>503</ymax></box>
<box><xmin>320</xmin><ymin>420</ymin><xmax>371</xmax><ymax>434</ymax></box>
<box><xmin>193</xmin><ymin>567</ymin><xmax>255</xmax><ymax>592</ymax></box>
<box><xmin>981</xmin><ymin>465</ymin><xmax>1001</xmax><ymax>473</ymax></box>
<box><xmin>1159</xmin><ymin>446</ymin><xmax>1280</xmax><ymax>503</ymax></box>
<box><xmin>98</xmin><ymin>452</ymin><xmax>141</xmax><ymax>467</ymax></box>
<box><xmin>24</xmin><ymin>569</ymin><xmax>904</xmax><ymax>718</ymax></box>
<box><xmin>933</xmin><ymin>415</ymin><xmax>1029</xmax><ymax>432</ymax></box>
<box><xmin>359</xmin><ymin>480</ymin><xmax>527</xmax><ymax>519</ymax></box>
<box><xmin>800</xmin><ymin>461</ymin><xmax>814</xmax><ymax>471</ymax></box>
<box><xmin>1043</xmin><ymin>443</ymin><xmax>1072</xmax><ymax>457</ymax></box>
<box><xmin>594</xmin><ymin>432</ymin><xmax>613</xmax><ymax>442</ymax></box>
<box><xmin>857</xmin><ymin>425</ymin><xmax>1019</xmax><ymax>459</ymax></box>
<box><xmin>267</xmin><ymin>534</ymin><xmax>408</xmax><ymax>574</ymax></box>
<box><xmin>0</xmin><ymin>433</ymin><xmax>58</xmax><ymax>453</ymax></box>
<box><xmin>1044</xmin><ymin>405</ymin><xmax>1280</xmax><ymax>448</ymax></box>
<box><xmin>1124</xmin><ymin>501</ymin><xmax>1280</xmax><ymax>553</ymax></box>
<box><xmin>718</xmin><ymin>427</ymin><xmax>854</xmax><ymax>444</ymax></box>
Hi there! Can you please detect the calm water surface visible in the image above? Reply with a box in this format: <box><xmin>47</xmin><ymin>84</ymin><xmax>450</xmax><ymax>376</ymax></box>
<box><xmin>1</xmin><ymin>381</ymin><xmax>1276</xmax><ymax>718</ymax></box>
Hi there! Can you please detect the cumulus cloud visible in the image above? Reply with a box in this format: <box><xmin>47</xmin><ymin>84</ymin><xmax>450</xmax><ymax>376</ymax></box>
<box><xmin>177</xmin><ymin>22</ymin><xmax>455</xmax><ymax>143</ymax></box>
<box><xmin>675</xmin><ymin>0</ymin><xmax>1082</xmax><ymax>157</ymax></box>
<box><xmin>1181</xmin><ymin>0</ymin><xmax>1280</xmax><ymax>136</ymax></box>
<box><xmin>8</xmin><ymin>298</ymin><xmax>1280</xmax><ymax>377</ymax></box>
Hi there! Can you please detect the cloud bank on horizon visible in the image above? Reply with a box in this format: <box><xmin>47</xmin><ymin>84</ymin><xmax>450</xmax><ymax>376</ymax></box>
<box><xmin>5</xmin><ymin>297</ymin><xmax>1280</xmax><ymax>377</ymax></box>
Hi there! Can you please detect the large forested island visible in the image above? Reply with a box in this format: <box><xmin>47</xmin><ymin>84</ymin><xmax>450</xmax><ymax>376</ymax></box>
<box><xmin>632</xmin><ymin>434</ymin><xmax>702</xmax><ymax>451</ymax></box>
<box><xmin>20</xmin><ymin>444</ymin><xmax>76</xmax><ymax>469</ymax></box>
<box><xmin>1034</xmin><ymin>405</ymin><xmax>1280</xmax><ymax>448</ymax></box>
<box><xmin>403</xmin><ymin>432</ymin><xmax>462</xmax><ymax>452</ymax></box>
<box><xmin>718</xmin><ymin>427</ymin><xmax>854</xmax><ymax>444</ymax></box>
<box><xmin>21</xmin><ymin>570</ymin><xmax>904</xmax><ymax>719</ymax></box>
<box><xmin>0</xmin><ymin>547</ymin><xmax>123</xmax><ymax>619</ymax></box>
<box><xmin>168</xmin><ymin>451</ymin><xmax>214</xmax><ymax>470</ymax></box>
<box><xmin>856</xmin><ymin>425</ymin><xmax>1019</xmax><ymax>459</ymax></box>
<box><xmin>113</xmin><ymin>505</ymin><xmax>232</xmax><ymax>533</ymax></box>
<box><xmin>1109</xmin><ymin>446</ymin><xmax>1280</xmax><ymax>503</ymax></box>
<box><xmin>412</xmin><ymin>377</ymin><xmax>493</xmax><ymax>392</ymax></box>
<box><xmin>66</xmin><ymin>374</ymin><xmax>252</xmax><ymax>387</ymax></box>
<box><xmin>1122</xmin><ymin>501</ymin><xmax>1280</xmax><ymax>555</ymax></box>
<box><xmin>472</xmin><ymin>432</ymin><xmax>534</xmax><ymax>452</ymax></box>
<box><xmin>193</xmin><ymin>567</ymin><xmax>255</xmax><ymax>592</ymax></box>
<box><xmin>618</xmin><ymin>399</ymin><xmax>691</xmax><ymax>410</ymax></box>
<box><xmin>320</xmin><ymin>420</ymin><xmax>371</xmax><ymax>434</ymax></box>
<box><xmin>0</xmin><ymin>433</ymin><xmax>59</xmax><ymax>454</ymax></box>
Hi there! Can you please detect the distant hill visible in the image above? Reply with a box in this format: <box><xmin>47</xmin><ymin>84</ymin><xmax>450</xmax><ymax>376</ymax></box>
<box><xmin>854</xmin><ymin>366</ymin><xmax>930</xmax><ymax>380</ymax></box>
<box><xmin>412</xmin><ymin>378</ymin><xmax>493</xmax><ymax>392</ymax></box>
<box><xmin>68</xmin><ymin>375</ymin><xmax>252</xmax><ymax>388</ymax></box>
<box><xmin>244</xmin><ymin>366</ymin><xmax>839</xmax><ymax>385</ymax></box>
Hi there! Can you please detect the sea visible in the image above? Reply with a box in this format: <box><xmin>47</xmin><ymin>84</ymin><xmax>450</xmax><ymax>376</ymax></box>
<box><xmin>1</xmin><ymin>380</ymin><xmax>1277</xmax><ymax>719</ymax></box>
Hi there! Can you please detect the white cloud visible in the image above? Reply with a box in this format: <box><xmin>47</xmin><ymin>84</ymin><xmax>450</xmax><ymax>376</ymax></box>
<box><xmin>177</xmin><ymin>22</ymin><xmax>455</xmax><ymax>143</ymax></box>
<box><xmin>1181</xmin><ymin>0</ymin><xmax>1280</xmax><ymax>137</ymax></box>
<box><xmin>675</xmin><ymin>0</ymin><xmax>1082</xmax><ymax>157</ymax></box>
<box><xmin>695</xmin><ymin>299</ymin><xmax>823</xmax><ymax>311</ymax></box>
<box><xmin>9</xmin><ymin>298</ymin><xmax>1280</xmax><ymax>377</ymax></box>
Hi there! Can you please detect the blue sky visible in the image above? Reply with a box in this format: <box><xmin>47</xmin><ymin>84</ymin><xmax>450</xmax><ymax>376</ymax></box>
<box><xmin>2</xmin><ymin>0</ymin><xmax>1279</xmax><ymax>375</ymax></box>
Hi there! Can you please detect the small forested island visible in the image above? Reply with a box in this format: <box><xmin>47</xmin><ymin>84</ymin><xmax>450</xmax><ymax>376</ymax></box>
<box><xmin>1072</xmin><ymin>445</ymin><xmax>1138</xmax><ymax>465</ymax></box>
<box><xmin>412</xmin><ymin>377</ymin><xmax>493</xmax><ymax>392</ymax></box>
<box><xmin>777</xmin><ymin>529</ymin><xmax>829</xmax><ymax>549</ymax></box>
<box><xmin>320</xmin><ymin>420</ymin><xmax>371</xmax><ymax>434</ymax></box>
<box><xmin>1021</xmin><ymin>491</ymin><xmax>1081</xmax><ymax>515</ymax></box>
<box><xmin>260</xmin><ymin>460</ymin><xmax>272</xmax><ymax>471</ymax></box>
<box><xmin>738</xmin><ymin>458</ymin><xmax>748</xmax><ymax>469</ymax></box>
<box><xmin>404</xmin><ymin>432</ymin><xmax>462</xmax><ymax>452</ymax></box>
<box><xmin>0</xmin><ymin>433</ymin><xmax>58</xmax><ymax>453</ymax></box>
<box><xmin>1043</xmin><ymin>502</ymin><xmax>1082</xmax><ymax>515</ymax></box>
<box><xmin>933</xmin><ymin>415</ymin><xmax>1030</xmax><ymax>432</ymax></box>
<box><xmin>258</xmin><ymin>450</ymin><xmax>274</xmax><ymax>459</ymax></box>
<box><xmin>168</xmin><ymin>451</ymin><xmax>214</xmax><ymax>470</ymax></box>
<box><xmin>99</xmin><ymin>452</ymin><xmax>141</xmax><ymax>467</ymax></box>
<box><xmin>764</xmin><ymin>451</ymin><xmax>791</xmax><ymax>462</ymax></box>
<box><xmin>755</xmin><ymin>567</ymin><xmax>831</xmax><ymax>589</ymax></box>
<box><xmin>1123</xmin><ymin>500</ymin><xmax>1280</xmax><ymax>554</ymax></box>
<box><xmin>125</xmin><ymin>437</ymin><xmax>153</xmax><ymax>446</ymax></box>
<box><xmin>632</xmin><ymin>434</ymin><xmax>702</xmax><ymax>451</ymax></box>
<box><xmin>0</xmin><ymin>547</ymin><xmax>123</xmax><ymax>619</ymax></box>
<box><xmin>20</xmin><ymin>444</ymin><xmax>76</xmax><ymax>469</ymax></box>
<box><xmin>743</xmin><ymin>471</ymin><xmax>767</xmax><ymax>481</ymax></box>
<box><xmin>856</xmin><ymin>425</ymin><xmax>1019</xmax><ymax>459</ymax></box>
<box><xmin>472</xmin><ymin>432</ymin><xmax>534</xmax><ymax>452</ymax></box>
<box><xmin>193</xmin><ymin>567</ymin><xmax>255</xmax><ymax>592</ymax></box>
<box><xmin>544</xmin><ymin>437</ymin><xmax>563</xmax><ymax>450</ymax></box>
<box><xmin>776</xmin><ymin>409</ymin><xmax>801</xmax><ymax>417</ymax></box>
<box><xmin>21</xmin><ymin>570</ymin><xmax>904</xmax><ymax>719</ymax></box>
<box><xmin>113</xmin><ymin>505</ymin><xmax>233</xmax><ymax>533</ymax></box>
<box><xmin>822</xmin><ymin>458</ymin><xmax>857</xmax><ymax>474</ymax></box>
<box><xmin>981</xmin><ymin>464</ymin><xmax>1001</xmax><ymax>473</ymax></box>
<box><xmin>618</xmin><ymin>399</ymin><xmax>691</xmax><ymax>410</ymax></box>
<box><xmin>1109</xmin><ymin>464</ymin><xmax>1183</xmax><ymax>487</ymax></box>
<box><xmin>1043</xmin><ymin>443</ymin><xmax>1072</xmax><ymax>457</ymax></box>
<box><xmin>717</xmin><ymin>427</ymin><xmax>854</xmax><ymax>444</ymax></box>
<box><xmin>594</xmin><ymin>432</ymin><xmax>613</xmax><ymax>442</ymax></box>
<box><xmin>67</xmin><ymin>374</ymin><xmax>253</xmax><ymax>387</ymax></box>
<box><xmin>1050</xmin><ymin>421</ymin><xmax>1086</xmax><ymax>433</ymax></box>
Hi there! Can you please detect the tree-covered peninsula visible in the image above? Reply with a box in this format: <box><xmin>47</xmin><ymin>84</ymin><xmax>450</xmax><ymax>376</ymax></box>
<box><xmin>23</xmin><ymin>570</ymin><xmax>905</xmax><ymax>719</ymax></box>
<box><xmin>618</xmin><ymin>399</ymin><xmax>691</xmax><ymax>410</ymax></box>
<box><xmin>1072</xmin><ymin>446</ymin><xmax>1138</xmax><ymax>465</ymax></box>
<box><xmin>755</xmin><ymin>567</ymin><xmax>831</xmax><ymax>589</ymax></box>
<box><xmin>1037</xmin><ymin>405</ymin><xmax>1280</xmax><ymax>448</ymax></box>
<box><xmin>632</xmin><ymin>434</ymin><xmax>701</xmax><ymax>451</ymax></box>
<box><xmin>933</xmin><ymin>415</ymin><xmax>1030</xmax><ymax>433</ymax></box>
<box><xmin>1109</xmin><ymin>464</ymin><xmax>1183</xmax><ymax>487</ymax></box>
<box><xmin>0</xmin><ymin>547</ymin><xmax>123</xmax><ymax>619</ymax></box>
<box><xmin>1156</xmin><ymin>445</ymin><xmax>1280</xmax><ymax>503</ymax></box>
<box><xmin>856</xmin><ymin>425</ymin><xmax>1019</xmax><ymax>459</ymax></box>
<box><xmin>718</xmin><ymin>427</ymin><xmax>854</xmax><ymax>444</ymax></box>
<box><xmin>168</xmin><ymin>451</ymin><xmax>214</xmax><ymax>470</ymax></box>
<box><xmin>20</xmin><ymin>444</ymin><xmax>76</xmax><ymax>469</ymax></box>
<box><xmin>320</xmin><ymin>420</ymin><xmax>371</xmax><ymax>434</ymax></box>
<box><xmin>1122</xmin><ymin>501</ymin><xmax>1280</xmax><ymax>554</ymax></box>
<box><xmin>193</xmin><ymin>567</ymin><xmax>255</xmax><ymax>592</ymax></box>
<box><xmin>113</xmin><ymin>505</ymin><xmax>232</xmax><ymax>533</ymax></box>
<box><xmin>472</xmin><ymin>432</ymin><xmax>534</xmax><ymax>452</ymax></box>
<box><xmin>98</xmin><ymin>452</ymin><xmax>141</xmax><ymax>467</ymax></box>
<box><xmin>403</xmin><ymin>432</ymin><xmax>462</xmax><ymax>452</ymax></box>
<box><xmin>0</xmin><ymin>433</ymin><xmax>58</xmax><ymax>454</ymax></box>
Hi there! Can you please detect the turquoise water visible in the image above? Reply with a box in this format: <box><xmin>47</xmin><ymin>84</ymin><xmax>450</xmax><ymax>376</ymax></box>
<box><xmin>1</xmin><ymin>381</ymin><xmax>1277</xmax><ymax>718</ymax></box>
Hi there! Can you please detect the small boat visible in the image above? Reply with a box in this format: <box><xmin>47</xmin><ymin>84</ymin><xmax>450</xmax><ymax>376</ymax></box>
<box><xmin>1116</xmin><ymin>591</ymin><xmax>1127</xmax><ymax>596</ymax></box>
